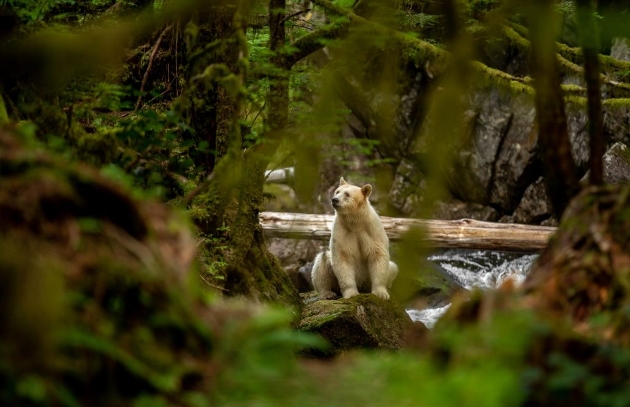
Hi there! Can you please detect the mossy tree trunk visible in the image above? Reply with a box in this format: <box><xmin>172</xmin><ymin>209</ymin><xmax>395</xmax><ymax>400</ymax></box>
<box><xmin>222</xmin><ymin>0</ymin><xmax>299</xmax><ymax>307</ymax></box>
<box><xmin>182</xmin><ymin>0</ymin><xmax>300</xmax><ymax>308</ymax></box>
<box><xmin>183</xmin><ymin>3</ymin><xmax>241</xmax><ymax>173</ymax></box>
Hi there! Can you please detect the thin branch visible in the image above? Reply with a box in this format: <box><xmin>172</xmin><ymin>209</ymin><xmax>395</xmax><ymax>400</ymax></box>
<box><xmin>281</xmin><ymin>8</ymin><xmax>311</xmax><ymax>23</ymax></box>
<box><xmin>135</xmin><ymin>24</ymin><xmax>173</xmax><ymax>112</ymax></box>
<box><xmin>182</xmin><ymin>172</ymin><xmax>215</xmax><ymax>208</ymax></box>
<box><xmin>285</xmin><ymin>21</ymin><xmax>349</xmax><ymax>68</ymax></box>
<box><xmin>199</xmin><ymin>272</ymin><xmax>228</xmax><ymax>291</ymax></box>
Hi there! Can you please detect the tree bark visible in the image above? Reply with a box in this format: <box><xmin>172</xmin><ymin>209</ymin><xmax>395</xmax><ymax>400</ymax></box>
<box><xmin>181</xmin><ymin>1</ymin><xmax>301</xmax><ymax>308</ymax></box>
<box><xmin>183</xmin><ymin>3</ymin><xmax>240</xmax><ymax>173</ymax></box>
<box><xmin>576</xmin><ymin>0</ymin><xmax>604</xmax><ymax>186</ymax></box>
<box><xmin>525</xmin><ymin>0</ymin><xmax>580</xmax><ymax>218</ymax></box>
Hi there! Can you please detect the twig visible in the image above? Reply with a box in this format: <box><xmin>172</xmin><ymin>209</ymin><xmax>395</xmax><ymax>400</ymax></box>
<box><xmin>281</xmin><ymin>9</ymin><xmax>311</xmax><ymax>23</ymax></box>
<box><xmin>199</xmin><ymin>273</ymin><xmax>228</xmax><ymax>291</ymax></box>
<box><xmin>135</xmin><ymin>24</ymin><xmax>173</xmax><ymax>112</ymax></box>
<box><xmin>182</xmin><ymin>172</ymin><xmax>216</xmax><ymax>207</ymax></box>
<box><xmin>142</xmin><ymin>78</ymin><xmax>175</xmax><ymax>106</ymax></box>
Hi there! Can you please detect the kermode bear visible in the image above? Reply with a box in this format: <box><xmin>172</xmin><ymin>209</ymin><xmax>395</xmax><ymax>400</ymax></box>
<box><xmin>311</xmin><ymin>177</ymin><xmax>398</xmax><ymax>300</ymax></box>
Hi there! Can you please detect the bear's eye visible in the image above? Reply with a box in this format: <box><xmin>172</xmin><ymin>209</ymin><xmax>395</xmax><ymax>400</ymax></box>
<box><xmin>344</xmin><ymin>192</ymin><xmax>349</xmax><ymax>197</ymax></box>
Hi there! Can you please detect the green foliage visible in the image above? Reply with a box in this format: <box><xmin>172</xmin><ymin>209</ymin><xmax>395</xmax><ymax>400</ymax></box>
<box><xmin>0</xmin><ymin>96</ymin><xmax>8</xmax><ymax>126</ymax></box>
<box><xmin>556</xmin><ymin>0</ymin><xmax>575</xmax><ymax>16</ymax></box>
<box><xmin>104</xmin><ymin>109</ymin><xmax>199</xmax><ymax>198</ymax></box>
<box><xmin>198</xmin><ymin>227</ymin><xmax>230</xmax><ymax>282</ymax></box>
<box><xmin>341</xmin><ymin>137</ymin><xmax>397</xmax><ymax>169</ymax></box>
<box><xmin>4</xmin><ymin>0</ymin><xmax>117</xmax><ymax>25</ymax></box>
<box><xmin>397</xmin><ymin>10</ymin><xmax>439</xmax><ymax>31</ymax></box>
<box><xmin>4</xmin><ymin>1</ymin><xmax>630</xmax><ymax>406</ymax></box>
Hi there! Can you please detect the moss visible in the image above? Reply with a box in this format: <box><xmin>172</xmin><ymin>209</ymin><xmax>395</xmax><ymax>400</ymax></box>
<box><xmin>502</xmin><ymin>24</ymin><xmax>531</xmax><ymax>51</ymax></box>
<box><xmin>556</xmin><ymin>41</ymin><xmax>630</xmax><ymax>78</ymax></box>
<box><xmin>603</xmin><ymin>98</ymin><xmax>630</xmax><ymax>111</ymax></box>
<box><xmin>564</xmin><ymin>95</ymin><xmax>587</xmax><ymax>109</ymax></box>
<box><xmin>0</xmin><ymin>95</ymin><xmax>8</xmax><ymax>126</ymax></box>
<box><xmin>76</xmin><ymin>130</ymin><xmax>119</xmax><ymax>165</ymax></box>
<box><xmin>298</xmin><ymin>294</ymin><xmax>412</xmax><ymax>354</ymax></box>
<box><xmin>223</xmin><ymin>227</ymin><xmax>303</xmax><ymax>312</ymax></box>
<box><xmin>500</xmin><ymin>23</ymin><xmax>630</xmax><ymax>99</ymax></box>
<box><xmin>561</xmin><ymin>84</ymin><xmax>586</xmax><ymax>97</ymax></box>
<box><xmin>525</xmin><ymin>184</ymin><xmax>630</xmax><ymax>335</ymax></box>
<box><xmin>472</xmin><ymin>61</ymin><xmax>534</xmax><ymax>95</ymax></box>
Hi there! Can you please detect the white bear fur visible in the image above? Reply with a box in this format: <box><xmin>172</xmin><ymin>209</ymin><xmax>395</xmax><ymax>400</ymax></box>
<box><xmin>311</xmin><ymin>177</ymin><xmax>398</xmax><ymax>300</ymax></box>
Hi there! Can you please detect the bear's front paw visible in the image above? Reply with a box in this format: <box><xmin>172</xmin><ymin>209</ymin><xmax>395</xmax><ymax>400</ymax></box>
<box><xmin>371</xmin><ymin>287</ymin><xmax>390</xmax><ymax>300</ymax></box>
<box><xmin>342</xmin><ymin>288</ymin><xmax>360</xmax><ymax>299</ymax></box>
<box><xmin>319</xmin><ymin>291</ymin><xmax>338</xmax><ymax>300</ymax></box>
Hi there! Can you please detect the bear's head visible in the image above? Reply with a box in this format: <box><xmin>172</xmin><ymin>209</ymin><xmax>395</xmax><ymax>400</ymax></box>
<box><xmin>331</xmin><ymin>177</ymin><xmax>372</xmax><ymax>213</ymax></box>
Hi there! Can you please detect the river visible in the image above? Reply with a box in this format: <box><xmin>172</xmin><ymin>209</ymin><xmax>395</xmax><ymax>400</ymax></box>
<box><xmin>406</xmin><ymin>249</ymin><xmax>539</xmax><ymax>328</ymax></box>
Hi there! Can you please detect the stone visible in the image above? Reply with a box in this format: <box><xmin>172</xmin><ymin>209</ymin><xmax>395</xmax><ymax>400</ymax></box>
<box><xmin>581</xmin><ymin>142</ymin><xmax>630</xmax><ymax>185</ymax></box>
<box><xmin>566</xmin><ymin>104</ymin><xmax>590</xmax><ymax>171</ymax></box>
<box><xmin>488</xmin><ymin>91</ymin><xmax>539</xmax><ymax>212</ymax></box>
<box><xmin>455</xmin><ymin>87</ymin><xmax>513</xmax><ymax>204</ymax></box>
<box><xmin>603</xmin><ymin>102</ymin><xmax>630</xmax><ymax>144</ymax></box>
<box><xmin>512</xmin><ymin>177</ymin><xmax>553</xmax><ymax>224</ymax></box>
<box><xmin>408</xmin><ymin>261</ymin><xmax>466</xmax><ymax>310</ymax></box>
<box><xmin>268</xmin><ymin>238</ymin><xmax>322</xmax><ymax>292</ymax></box>
<box><xmin>389</xmin><ymin>158</ymin><xmax>425</xmax><ymax>215</ymax></box>
<box><xmin>432</xmin><ymin>199</ymin><xmax>500</xmax><ymax>221</ymax></box>
<box><xmin>297</xmin><ymin>294</ymin><xmax>413</xmax><ymax>355</ymax></box>
<box><xmin>602</xmin><ymin>142</ymin><xmax>630</xmax><ymax>183</ymax></box>
<box><xmin>611</xmin><ymin>37</ymin><xmax>630</xmax><ymax>62</ymax></box>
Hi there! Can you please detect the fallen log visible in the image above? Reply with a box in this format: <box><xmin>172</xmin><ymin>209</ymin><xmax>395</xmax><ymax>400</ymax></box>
<box><xmin>264</xmin><ymin>167</ymin><xmax>294</xmax><ymax>183</ymax></box>
<box><xmin>259</xmin><ymin>211</ymin><xmax>557</xmax><ymax>252</ymax></box>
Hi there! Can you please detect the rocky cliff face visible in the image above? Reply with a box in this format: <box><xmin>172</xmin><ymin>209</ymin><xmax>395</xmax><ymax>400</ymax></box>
<box><xmin>383</xmin><ymin>55</ymin><xmax>630</xmax><ymax>226</ymax></box>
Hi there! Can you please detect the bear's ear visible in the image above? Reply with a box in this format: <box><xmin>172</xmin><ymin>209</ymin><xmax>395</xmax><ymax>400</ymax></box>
<box><xmin>339</xmin><ymin>177</ymin><xmax>348</xmax><ymax>186</ymax></box>
<box><xmin>361</xmin><ymin>184</ymin><xmax>372</xmax><ymax>198</ymax></box>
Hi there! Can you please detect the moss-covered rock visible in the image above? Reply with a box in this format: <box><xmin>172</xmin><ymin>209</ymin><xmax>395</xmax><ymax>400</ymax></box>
<box><xmin>297</xmin><ymin>294</ymin><xmax>413</xmax><ymax>355</ymax></box>
<box><xmin>523</xmin><ymin>184</ymin><xmax>630</xmax><ymax>335</ymax></box>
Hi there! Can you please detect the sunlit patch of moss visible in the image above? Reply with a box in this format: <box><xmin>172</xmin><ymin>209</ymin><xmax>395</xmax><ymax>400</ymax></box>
<box><xmin>563</xmin><ymin>96</ymin><xmax>587</xmax><ymax>115</ymax></box>
<box><xmin>603</xmin><ymin>98</ymin><xmax>630</xmax><ymax>111</ymax></box>
<box><xmin>561</xmin><ymin>84</ymin><xmax>586</xmax><ymax>97</ymax></box>
<box><xmin>472</xmin><ymin>61</ymin><xmax>534</xmax><ymax>95</ymax></box>
<box><xmin>501</xmin><ymin>23</ymin><xmax>630</xmax><ymax>97</ymax></box>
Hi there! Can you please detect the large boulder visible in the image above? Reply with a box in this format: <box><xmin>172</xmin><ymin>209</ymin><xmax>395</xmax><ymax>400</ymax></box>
<box><xmin>386</xmin><ymin>81</ymin><xmax>630</xmax><ymax>224</ymax></box>
<box><xmin>298</xmin><ymin>294</ymin><xmax>414</xmax><ymax>355</ymax></box>
<box><xmin>509</xmin><ymin>176</ymin><xmax>554</xmax><ymax>225</ymax></box>
<box><xmin>581</xmin><ymin>141</ymin><xmax>630</xmax><ymax>184</ymax></box>
<box><xmin>611</xmin><ymin>37</ymin><xmax>630</xmax><ymax>62</ymax></box>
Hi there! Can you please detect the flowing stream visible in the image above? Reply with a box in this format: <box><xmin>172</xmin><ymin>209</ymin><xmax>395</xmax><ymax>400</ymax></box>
<box><xmin>407</xmin><ymin>249</ymin><xmax>539</xmax><ymax>328</ymax></box>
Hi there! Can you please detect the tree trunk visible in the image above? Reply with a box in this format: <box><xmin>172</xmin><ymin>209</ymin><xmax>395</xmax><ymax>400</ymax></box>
<box><xmin>182</xmin><ymin>1</ymin><xmax>301</xmax><ymax>308</ymax></box>
<box><xmin>576</xmin><ymin>0</ymin><xmax>604</xmax><ymax>186</ymax></box>
<box><xmin>183</xmin><ymin>4</ymin><xmax>240</xmax><ymax>173</ymax></box>
<box><xmin>525</xmin><ymin>0</ymin><xmax>580</xmax><ymax>218</ymax></box>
